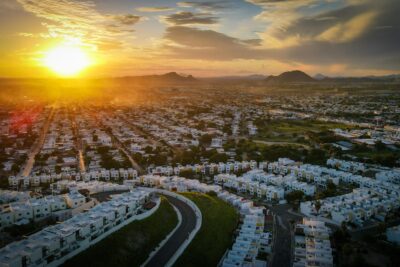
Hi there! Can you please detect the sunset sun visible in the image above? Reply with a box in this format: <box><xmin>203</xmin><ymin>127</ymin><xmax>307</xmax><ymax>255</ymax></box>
<box><xmin>44</xmin><ymin>45</ymin><xmax>91</xmax><ymax>76</ymax></box>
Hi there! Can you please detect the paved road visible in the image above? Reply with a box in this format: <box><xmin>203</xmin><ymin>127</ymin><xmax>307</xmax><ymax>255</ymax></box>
<box><xmin>89</xmin><ymin>110</ymin><xmax>143</xmax><ymax>173</ymax></box>
<box><xmin>70</xmin><ymin>110</ymin><xmax>86</xmax><ymax>172</ymax></box>
<box><xmin>269</xmin><ymin>204</ymin><xmax>303</xmax><ymax>267</ymax></box>
<box><xmin>21</xmin><ymin>107</ymin><xmax>54</xmax><ymax>177</ymax></box>
<box><xmin>145</xmin><ymin>195</ymin><xmax>197</xmax><ymax>267</ymax></box>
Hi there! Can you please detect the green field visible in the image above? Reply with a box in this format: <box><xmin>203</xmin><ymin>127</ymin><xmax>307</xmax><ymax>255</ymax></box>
<box><xmin>62</xmin><ymin>198</ymin><xmax>178</xmax><ymax>267</ymax></box>
<box><xmin>255</xmin><ymin>119</ymin><xmax>353</xmax><ymax>143</ymax></box>
<box><xmin>174</xmin><ymin>192</ymin><xmax>239</xmax><ymax>267</ymax></box>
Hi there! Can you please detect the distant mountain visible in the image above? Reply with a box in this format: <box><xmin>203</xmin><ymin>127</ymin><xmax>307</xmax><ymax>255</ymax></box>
<box><xmin>118</xmin><ymin>72</ymin><xmax>197</xmax><ymax>84</ymax></box>
<box><xmin>262</xmin><ymin>70</ymin><xmax>400</xmax><ymax>84</ymax></box>
<box><xmin>265</xmin><ymin>70</ymin><xmax>315</xmax><ymax>83</ymax></box>
<box><xmin>111</xmin><ymin>71</ymin><xmax>400</xmax><ymax>85</ymax></box>
<box><xmin>157</xmin><ymin>72</ymin><xmax>196</xmax><ymax>82</ymax></box>
<box><xmin>320</xmin><ymin>76</ymin><xmax>391</xmax><ymax>83</ymax></box>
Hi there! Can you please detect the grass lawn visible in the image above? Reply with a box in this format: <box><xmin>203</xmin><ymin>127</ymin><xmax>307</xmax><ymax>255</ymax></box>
<box><xmin>174</xmin><ymin>192</ymin><xmax>239</xmax><ymax>267</ymax></box>
<box><xmin>62</xmin><ymin>197</ymin><xmax>178</xmax><ymax>267</ymax></box>
<box><xmin>255</xmin><ymin>119</ymin><xmax>353</xmax><ymax>143</ymax></box>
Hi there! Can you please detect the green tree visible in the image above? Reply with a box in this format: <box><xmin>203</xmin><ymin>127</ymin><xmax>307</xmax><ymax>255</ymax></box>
<box><xmin>285</xmin><ymin>190</ymin><xmax>304</xmax><ymax>203</ymax></box>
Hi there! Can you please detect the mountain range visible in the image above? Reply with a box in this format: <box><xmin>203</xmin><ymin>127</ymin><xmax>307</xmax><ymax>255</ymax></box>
<box><xmin>120</xmin><ymin>70</ymin><xmax>400</xmax><ymax>84</ymax></box>
<box><xmin>118</xmin><ymin>72</ymin><xmax>196</xmax><ymax>84</ymax></box>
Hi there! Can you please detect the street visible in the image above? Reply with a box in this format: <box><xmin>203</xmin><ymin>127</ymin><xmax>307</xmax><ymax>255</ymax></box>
<box><xmin>145</xmin><ymin>195</ymin><xmax>197</xmax><ymax>267</ymax></box>
<box><xmin>269</xmin><ymin>204</ymin><xmax>303</xmax><ymax>267</ymax></box>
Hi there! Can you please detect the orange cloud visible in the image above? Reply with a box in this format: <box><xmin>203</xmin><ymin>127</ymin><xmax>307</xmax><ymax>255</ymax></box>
<box><xmin>317</xmin><ymin>11</ymin><xmax>377</xmax><ymax>43</ymax></box>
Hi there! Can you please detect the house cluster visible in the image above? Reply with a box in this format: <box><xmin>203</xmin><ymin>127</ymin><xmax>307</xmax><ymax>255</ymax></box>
<box><xmin>273</xmin><ymin>158</ymin><xmax>400</xmax><ymax>193</ymax></box>
<box><xmin>293</xmin><ymin>218</ymin><xmax>333</xmax><ymax>267</ymax></box>
<box><xmin>280</xmin><ymin>93</ymin><xmax>398</xmax><ymax>126</ymax></box>
<box><xmin>50</xmin><ymin>180</ymin><xmax>132</xmax><ymax>195</ymax></box>
<box><xmin>31</xmin><ymin>108</ymin><xmax>80</xmax><ymax>175</ymax></box>
<box><xmin>375</xmin><ymin>169</ymin><xmax>400</xmax><ymax>184</ymax></box>
<box><xmin>77</xmin><ymin>111</ymin><xmax>112</xmax><ymax>147</ymax></box>
<box><xmin>0</xmin><ymin>190</ymin><xmax>31</xmax><ymax>204</ymax></box>
<box><xmin>8</xmin><ymin>168</ymin><xmax>138</xmax><ymax>188</ymax></box>
<box><xmin>266</xmin><ymin>158</ymin><xmax>340</xmax><ymax>188</ymax></box>
<box><xmin>218</xmin><ymin>191</ymin><xmax>269</xmax><ymax>267</ymax></box>
<box><xmin>95</xmin><ymin>110</ymin><xmax>155</xmax><ymax>154</ymax></box>
<box><xmin>133</xmin><ymin>175</ymin><xmax>221</xmax><ymax>193</ymax></box>
<box><xmin>0</xmin><ymin>190</ymin><xmax>87</xmax><ymax>229</ymax></box>
<box><xmin>129</xmin><ymin>108</ymin><xmax>205</xmax><ymax>149</ymax></box>
<box><xmin>247</xmin><ymin>121</ymin><xmax>257</xmax><ymax>136</ymax></box>
<box><xmin>332</xmin><ymin>127</ymin><xmax>400</xmax><ymax>146</ymax></box>
<box><xmin>326</xmin><ymin>158</ymin><xmax>365</xmax><ymax>173</ymax></box>
<box><xmin>0</xmin><ymin>106</ymin><xmax>48</xmax><ymax>175</ymax></box>
<box><xmin>0</xmin><ymin>106</ymin><xmax>47</xmax><ymax>136</ymax></box>
<box><xmin>41</xmin><ymin>109</ymin><xmax>74</xmax><ymax>154</ymax></box>
<box><xmin>0</xmin><ymin>190</ymin><xmax>150</xmax><ymax>267</ymax></box>
<box><xmin>124</xmin><ymin>102</ymin><xmax>262</xmax><ymax>150</ymax></box>
<box><xmin>300</xmin><ymin>188</ymin><xmax>400</xmax><ymax>226</ymax></box>
<box><xmin>231</xmin><ymin>111</ymin><xmax>241</xmax><ymax>136</ymax></box>
<box><xmin>148</xmin><ymin>160</ymin><xmax>262</xmax><ymax>176</ymax></box>
<box><xmin>215</xmin><ymin>168</ymin><xmax>316</xmax><ymax>199</ymax></box>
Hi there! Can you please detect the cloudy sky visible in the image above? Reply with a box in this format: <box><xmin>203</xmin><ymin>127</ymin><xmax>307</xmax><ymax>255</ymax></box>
<box><xmin>0</xmin><ymin>0</ymin><xmax>399</xmax><ymax>77</ymax></box>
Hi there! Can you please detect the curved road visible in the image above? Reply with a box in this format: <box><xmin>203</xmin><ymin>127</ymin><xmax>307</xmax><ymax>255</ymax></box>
<box><xmin>145</xmin><ymin>195</ymin><xmax>197</xmax><ymax>267</ymax></box>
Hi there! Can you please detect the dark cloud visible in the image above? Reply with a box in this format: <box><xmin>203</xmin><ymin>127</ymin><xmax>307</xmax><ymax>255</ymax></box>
<box><xmin>164</xmin><ymin>11</ymin><xmax>218</xmax><ymax>25</ymax></box>
<box><xmin>247</xmin><ymin>0</ymin><xmax>295</xmax><ymax>3</ymax></box>
<box><xmin>112</xmin><ymin>14</ymin><xmax>141</xmax><ymax>25</ymax></box>
<box><xmin>136</xmin><ymin>6</ymin><xmax>174</xmax><ymax>12</ymax></box>
<box><xmin>163</xmin><ymin>0</ymin><xmax>400</xmax><ymax>71</ymax></box>
<box><xmin>177</xmin><ymin>1</ymin><xmax>229</xmax><ymax>11</ymax></box>
<box><xmin>275</xmin><ymin>0</ymin><xmax>400</xmax><ymax>69</ymax></box>
<box><xmin>164</xmin><ymin>26</ymin><xmax>266</xmax><ymax>60</ymax></box>
<box><xmin>282</xmin><ymin>4</ymin><xmax>369</xmax><ymax>38</ymax></box>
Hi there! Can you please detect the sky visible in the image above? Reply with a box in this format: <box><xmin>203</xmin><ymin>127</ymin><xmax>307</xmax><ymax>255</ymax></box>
<box><xmin>0</xmin><ymin>0</ymin><xmax>399</xmax><ymax>77</ymax></box>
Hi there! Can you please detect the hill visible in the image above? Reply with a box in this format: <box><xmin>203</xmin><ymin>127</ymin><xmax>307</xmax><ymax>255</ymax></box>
<box><xmin>118</xmin><ymin>72</ymin><xmax>197</xmax><ymax>84</ymax></box>
<box><xmin>265</xmin><ymin>70</ymin><xmax>315</xmax><ymax>83</ymax></box>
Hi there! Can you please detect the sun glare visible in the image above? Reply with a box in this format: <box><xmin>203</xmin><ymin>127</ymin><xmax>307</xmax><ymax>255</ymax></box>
<box><xmin>44</xmin><ymin>45</ymin><xmax>91</xmax><ymax>76</ymax></box>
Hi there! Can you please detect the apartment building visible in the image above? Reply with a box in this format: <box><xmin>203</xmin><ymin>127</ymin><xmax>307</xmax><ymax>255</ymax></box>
<box><xmin>218</xmin><ymin>191</ymin><xmax>268</xmax><ymax>267</ymax></box>
<box><xmin>301</xmin><ymin>188</ymin><xmax>400</xmax><ymax>226</ymax></box>
<box><xmin>0</xmin><ymin>192</ymin><xmax>86</xmax><ymax>229</ymax></box>
<box><xmin>0</xmin><ymin>190</ymin><xmax>150</xmax><ymax>267</ymax></box>
<box><xmin>293</xmin><ymin>218</ymin><xmax>333</xmax><ymax>267</ymax></box>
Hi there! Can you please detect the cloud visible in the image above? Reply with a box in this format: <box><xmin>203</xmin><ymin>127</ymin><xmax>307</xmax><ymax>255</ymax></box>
<box><xmin>247</xmin><ymin>0</ymin><xmax>317</xmax><ymax>48</ymax></box>
<box><xmin>177</xmin><ymin>1</ymin><xmax>229</xmax><ymax>11</ymax></box>
<box><xmin>136</xmin><ymin>6</ymin><xmax>174</xmax><ymax>12</ymax></box>
<box><xmin>317</xmin><ymin>11</ymin><xmax>377</xmax><ymax>43</ymax></box>
<box><xmin>163</xmin><ymin>26</ymin><xmax>267</xmax><ymax>60</ymax></box>
<box><xmin>161</xmin><ymin>0</ymin><xmax>400</xmax><ymax>72</ymax></box>
<box><xmin>163</xmin><ymin>12</ymin><xmax>218</xmax><ymax>25</ymax></box>
<box><xmin>16</xmin><ymin>0</ymin><xmax>143</xmax><ymax>50</ymax></box>
<box><xmin>112</xmin><ymin>14</ymin><xmax>142</xmax><ymax>25</ymax></box>
<box><xmin>0</xmin><ymin>0</ymin><xmax>21</xmax><ymax>11</ymax></box>
<box><xmin>246</xmin><ymin>0</ymin><xmax>299</xmax><ymax>3</ymax></box>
